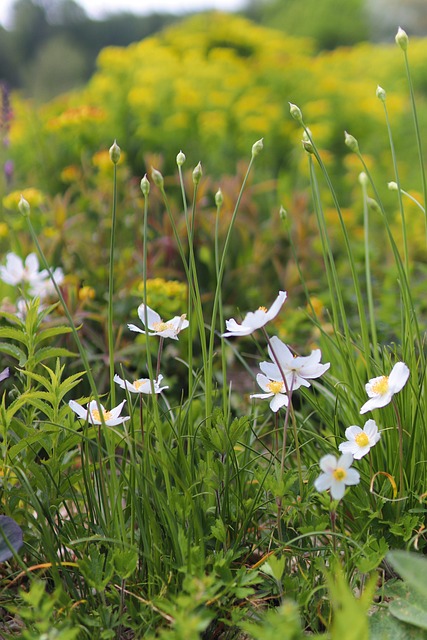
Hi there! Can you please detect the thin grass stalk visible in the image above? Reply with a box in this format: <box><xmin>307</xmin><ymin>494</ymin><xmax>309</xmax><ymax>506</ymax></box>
<box><xmin>360</xmin><ymin>174</ymin><xmax>378</xmax><ymax>355</ymax></box>
<box><xmin>108</xmin><ymin>157</ymin><xmax>118</xmax><ymax>407</ymax></box>
<box><xmin>378</xmin><ymin>94</ymin><xmax>409</xmax><ymax>272</ymax></box>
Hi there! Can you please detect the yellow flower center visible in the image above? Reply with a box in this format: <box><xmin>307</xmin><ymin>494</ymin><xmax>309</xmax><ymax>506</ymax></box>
<box><xmin>133</xmin><ymin>379</ymin><xmax>145</xmax><ymax>390</ymax></box>
<box><xmin>91</xmin><ymin>408</ymin><xmax>112</xmax><ymax>422</ymax></box>
<box><xmin>355</xmin><ymin>432</ymin><xmax>369</xmax><ymax>447</ymax></box>
<box><xmin>371</xmin><ymin>375</ymin><xmax>389</xmax><ymax>395</ymax></box>
<box><xmin>152</xmin><ymin>321</ymin><xmax>174</xmax><ymax>332</ymax></box>
<box><xmin>258</xmin><ymin>306</ymin><xmax>267</xmax><ymax>313</ymax></box>
<box><xmin>267</xmin><ymin>380</ymin><xmax>284</xmax><ymax>394</ymax></box>
<box><xmin>333</xmin><ymin>467</ymin><xmax>347</xmax><ymax>481</ymax></box>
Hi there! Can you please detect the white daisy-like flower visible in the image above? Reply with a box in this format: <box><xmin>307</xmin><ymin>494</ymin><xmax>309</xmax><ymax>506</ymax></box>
<box><xmin>314</xmin><ymin>453</ymin><xmax>360</xmax><ymax>501</ymax></box>
<box><xmin>250</xmin><ymin>373</ymin><xmax>289</xmax><ymax>412</ymax></box>
<box><xmin>360</xmin><ymin>362</ymin><xmax>409</xmax><ymax>414</ymax></box>
<box><xmin>0</xmin><ymin>252</ymin><xmax>42</xmax><ymax>287</ymax></box>
<box><xmin>113</xmin><ymin>373</ymin><xmax>168</xmax><ymax>394</ymax></box>
<box><xmin>338</xmin><ymin>419</ymin><xmax>381</xmax><ymax>460</ymax></box>
<box><xmin>221</xmin><ymin>291</ymin><xmax>287</xmax><ymax>337</ymax></box>
<box><xmin>68</xmin><ymin>399</ymin><xmax>130</xmax><ymax>426</ymax></box>
<box><xmin>128</xmin><ymin>304</ymin><xmax>189</xmax><ymax>340</ymax></box>
<box><xmin>259</xmin><ymin>336</ymin><xmax>330</xmax><ymax>391</ymax></box>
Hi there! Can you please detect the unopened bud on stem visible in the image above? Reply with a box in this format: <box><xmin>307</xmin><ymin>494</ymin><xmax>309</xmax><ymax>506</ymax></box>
<box><xmin>251</xmin><ymin>138</ymin><xmax>263</xmax><ymax>157</ymax></box>
<box><xmin>140</xmin><ymin>174</ymin><xmax>150</xmax><ymax>197</ymax></box>
<box><xmin>344</xmin><ymin>131</ymin><xmax>359</xmax><ymax>153</ymax></box>
<box><xmin>151</xmin><ymin>168</ymin><xmax>164</xmax><ymax>189</ymax></box>
<box><xmin>18</xmin><ymin>195</ymin><xmax>30</xmax><ymax>217</ymax></box>
<box><xmin>395</xmin><ymin>27</ymin><xmax>408</xmax><ymax>51</ymax></box>
<box><xmin>176</xmin><ymin>150</ymin><xmax>186</xmax><ymax>166</ymax></box>
<box><xmin>289</xmin><ymin>102</ymin><xmax>303</xmax><ymax>124</ymax></box>
<box><xmin>109</xmin><ymin>140</ymin><xmax>121</xmax><ymax>164</ymax></box>
<box><xmin>192</xmin><ymin>161</ymin><xmax>202</xmax><ymax>185</ymax></box>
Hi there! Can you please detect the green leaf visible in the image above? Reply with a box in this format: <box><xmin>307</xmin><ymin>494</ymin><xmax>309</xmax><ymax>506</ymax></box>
<box><xmin>0</xmin><ymin>341</ymin><xmax>27</xmax><ymax>365</ymax></box>
<box><xmin>78</xmin><ymin>546</ymin><xmax>115</xmax><ymax>592</ymax></box>
<box><xmin>33</xmin><ymin>346</ymin><xmax>76</xmax><ymax>366</ymax></box>
<box><xmin>370</xmin><ymin>607</ymin><xmax>427</xmax><ymax>640</ymax></box>
<box><xmin>112</xmin><ymin>547</ymin><xmax>138</xmax><ymax>580</ymax></box>
<box><xmin>389</xmin><ymin>594</ymin><xmax>427</xmax><ymax>631</ymax></box>
<box><xmin>387</xmin><ymin>551</ymin><xmax>427</xmax><ymax>599</ymax></box>
<box><xmin>34</xmin><ymin>324</ymin><xmax>73</xmax><ymax>345</ymax></box>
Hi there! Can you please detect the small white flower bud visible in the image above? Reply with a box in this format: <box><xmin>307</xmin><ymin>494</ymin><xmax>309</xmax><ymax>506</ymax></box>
<box><xmin>358</xmin><ymin>172</ymin><xmax>368</xmax><ymax>186</ymax></box>
<box><xmin>395</xmin><ymin>27</ymin><xmax>408</xmax><ymax>51</ymax></box>
<box><xmin>251</xmin><ymin>138</ymin><xmax>264</xmax><ymax>157</ymax></box>
<box><xmin>376</xmin><ymin>85</ymin><xmax>386</xmax><ymax>102</ymax></box>
<box><xmin>192</xmin><ymin>161</ymin><xmax>202</xmax><ymax>185</ymax></box>
<box><xmin>151</xmin><ymin>168</ymin><xmax>164</xmax><ymax>188</ymax></box>
<box><xmin>388</xmin><ymin>181</ymin><xmax>398</xmax><ymax>191</ymax></box>
<box><xmin>279</xmin><ymin>205</ymin><xmax>288</xmax><ymax>220</ymax></box>
<box><xmin>368</xmin><ymin>197</ymin><xmax>381</xmax><ymax>212</ymax></box>
<box><xmin>109</xmin><ymin>140</ymin><xmax>121</xmax><ymax>164</ymax></box>
<box><xmin>140</xmin><ymin>174</ymin><xmax>150</xmax><ymax>197</ymax></box>
<box><xmin>215</xmin><ymin>188</ymin><xmax>223</xmax><ymax>207</ymax></box>
<box><xmin>18</xmin><ymin>195</ymin><xmax>30</xmax><ymax>217</ymax></box>
<box><xmin>176</xmin><ymin>150</ymin><xmax>186</xmax><ymax>166</ymax></box>
<box><xmin>344</xmin><ymin>131</ymin><xmax>359</xmax><ymax>153</ymax></box>
<box><xmin>301</xmin><ymin>131</ymin><xmax>314</xmax><ymax>154</ymax></box>
<box><xmin>289</xmin><ymin>102</ymin><xmax>303</xmax><ymax>123</ymax></box>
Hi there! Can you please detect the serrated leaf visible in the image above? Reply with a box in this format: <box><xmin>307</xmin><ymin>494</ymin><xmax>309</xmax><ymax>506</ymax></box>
<box><xmin>34</xmin><ymin>325</ymin><xmax>73</xmax><ymax>345</ymax></box>
<box><xmin>0</xmin><ymin>341</ymin><xmax>27</xmax><ymax>365</ymax></box>
<box><xmin>0</xmin><ymin>515</ymin><xmax>24</xmax><ymax>562</ymax></box>
<box><xmin>33</xmin><ymin>346</ymin><xmax>76</xmax><ymax>366</ymax></box>
<box><xmin>0</xmin><ymin>327</ymin><xmax>28</xmax><ymax>344</ymax></box>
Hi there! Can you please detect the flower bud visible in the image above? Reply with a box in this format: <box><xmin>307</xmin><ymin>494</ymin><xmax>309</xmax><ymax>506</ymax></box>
<box><xmin>376</xmin><ymin>85</ymin><xmax>386</xmax><ymax>102</ymax></box>
<box><xmin>368</xmin><ymin>197</ymin><xmax>381</xmax><ymax>213</ymax></box>
<box><xmin>388</xmin><ymin>181</ymin><xmax>398</xmax><ymax>191</ymax></box>
<box><xmin>251</xmin><ymin>138</ymin><xmax>263</xmax><ymax>157</ymax></box>
<box><xmin>395</xmin><ymin>27</ymin><xmax>408</xmax><ymax>51</ymax></box>
<box><xmin>215</xmin><ymin>188</ymin><xmax>223</xmax><ymax>208</ymax></box>
<box><xmin>109</xmin><ymin>140</ymin><xmax>121</xmax><ymax>164</ymax></box>
<box><xmin>279</xmin><ymin>205</ymin><xmax>288</xmax><ymax>220</ymax></box>
<box><xmin>301</xmin><ymin>131</ymin><xmax>314</xmax><ymax>154</ymax></box>
<box><xmin>176</xmin><ymin>150</ymin><xmax>186</xmax><ymax>166</ymax></box>
<box><xmin>192</xmin><ymin>161</ymin><xmax>202</xmax><ymax>185</ymax></box>
<box><xmin>140</xmin><ymin>174</ymin><xmax>150</xmax><ymax>197</ymax></box>
<box><xmin>289</xmin><ymin>102</ymin><xmax>303</xmax><ymax>124</ymax></box>
<box><xmin>18</xmin><ymin>195</ymin><xmax>30</xmax><ymax>217</ymax></box>
<box><xmin>358</xmin><ymin>172</ymin><xmax>368</xmax><ymax>186</ymax></box>
<box><xmin>151</xmin><ymin>168</ymin><xmax>164</xmax><ymax>189</ymax></box>
<box><xmin>344</xmin><ymin>131</ymin><xmax>359</xmax><ymax>153</ymax></box>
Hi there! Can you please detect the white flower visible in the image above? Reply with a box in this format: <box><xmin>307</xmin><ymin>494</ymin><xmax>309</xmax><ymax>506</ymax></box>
<box><xmin>128</xmin><ymin>304</ymin><xmax>189</xmax><ymax>340</ymax></box>
<box><xmin>221</xmin><ymin>291</ymin><xmax>287</xmax><ymax>337</ymax></box>
<box><xmin>338</xmin><ymin>419</ymin><xmax>381</xmax><ymax>459</ymax></box>
<box><xmin>68</xmin><ymin>399</ymin><xmax>130</xmax><ymax>426</ymax></box>
<box><xmin>250</xmin><ymin>373</ymin><xmax>289</xmax><ymax>412</ymax></box>
<box><xmin>29</xmin><ymin>267</ymin><xmax>64</xmax><ymax>299</ymax></box>
<box><xmin>114</xmin><ymin>373</ymin><xmax>168</xmax><ymax>394</ymax></box>
<box><xmin>360</xmin><ymin>362</ymin><xmax>409</xmax><ymax>414</ymax></box>
<box><xmin>0</xmin><ymin>252</ymin><xmax>42</xmax><ymax>287</ymax></box>
<box><xmin>259</xmin><ymin>336</ymin><xmax>330</xmax><ymax>391</ymax></box>
<box><xmin>314</xmin><ymin>453</ymin><xmax>360</xmax><ymax>501</ymax></box>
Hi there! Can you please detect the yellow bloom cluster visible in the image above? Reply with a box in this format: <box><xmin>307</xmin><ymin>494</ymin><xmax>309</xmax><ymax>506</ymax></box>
<box><xmin>139</xmin><ymin>278</ymin><xmax>188</xmax><ymax>320</ymax></box>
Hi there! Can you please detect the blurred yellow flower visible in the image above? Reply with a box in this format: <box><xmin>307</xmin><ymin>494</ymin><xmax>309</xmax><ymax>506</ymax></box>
<box><xmin>3</xmin><ymin>188</ymin><xmax>45</xmax><ymax>211</ymax></box>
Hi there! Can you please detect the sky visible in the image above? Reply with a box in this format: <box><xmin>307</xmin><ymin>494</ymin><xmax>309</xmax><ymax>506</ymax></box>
<box><xmin>0</xmin><ymin>0</ymin><xmax>247</xmax><ymax>28</ymax></box>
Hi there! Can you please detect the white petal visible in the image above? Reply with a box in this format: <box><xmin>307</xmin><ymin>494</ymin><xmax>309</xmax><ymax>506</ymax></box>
<box><xmin>137</xmin><ymin>304</ymin><xmax>160</xmax><ymax>330</ymax></box>
<box><xmin>265</xmin><ymin>290</ymin><xmax>287</xmax><ymax>321</ymax></box>
<box><xmin>68</xmin><ymin>399</ymin><xmax>88</xmax><ymax>420</ymax></box>
<box><xmin>222</xmin><ymin>318</ymin><xmax>253</xmax><ymax>337</ymax></box>
<box><xmin>108</xmin><ymin>399</ymin><xmax>127</xmax><ymax>419</ymax></box>
<box><xmin>344</xmin><ymin>468</ymin><xmax>360</xmax><ymax>485</ymax></box>
<box><xmin>270</xmin><ymin>393</ymin><xmax>288</xmax><ymax>412</ymax></box>
<box><xmin>319</xmin><ymin>454</ymin><xmax>338</xmax><ymax>473</ymax></box>
<box><xmin>314</xmin><ymin>472</ymin><xmax>332</xmax><ymax>492</ymax></box>
<box><xmin>388</xmin><ymin>362</ymin><xmax>410</xmax><ymax>393</ymax></box>
<box><xmin>255</xmin><ymin>373</ymin><xmax>273</xmax><ymax>392</ymax></box>
<box><xmin>250</xmin><ymin>392</ymin><xmax>273</xmax><ymax>400</ymax></box>
<box><xmin>127</xmin><ymin>323</ymin><xmax>144</xmax><ymax>334</ymax></box>
<box><xmin>259</xmin><ymin>361</ymin><xmax>282</xmax><ymax>380</ymax></box>
<box><xmin>329</xmin><ymin>479</ymin><xmax>346</xmax><ymax>500</ymax></box>
<box><xmin>268</xmin><ymin>335</ymin><xmax>294</xmax><ymax>366</ymax></box>
<box><xmin>364</xmin><ymin>419</ymin><xmax>380</xmax><ymax>441</ymax></box>
<box><xmin>338</xmin><ymin>441</ymin><xmax>357</xmax><ymax>455</ymax></box>
<box><xmin>337</xmin><ymin>453</ymin><xmax>355</xmax><ymax>470</ymax></box>
<box><xmin>360</xmin><ymin>392</ymin><xmax>393</xmax><ymax>414</ymax></box>
<box><xmin>344</xmin><ymin>425</ymin><xmax>362</xmax><ymax>441</ymax></box>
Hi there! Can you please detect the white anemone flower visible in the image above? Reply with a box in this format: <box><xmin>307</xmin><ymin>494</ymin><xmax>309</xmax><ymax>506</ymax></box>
<box><xmin>314</xmin><ymin>453</ymin><xmax>360</xmax><ymax>501</ymax></box>
<box><xmin>338</xmin><ymin>419</ymin><xmax>381</xmax><ymax>459</ymax></box>
<box><xmin>259</xmin><ymin>336</ymin><xmax>330</xmax><ymax>391</ymax></box>
<box><xmin>29</xmin><ymin>267</ymin><xmax>64</xmax><ymax>299</ymax></box>
<box><xmin>128</xmin><ymin>304</ymin><xmax>189</xmax><ymax>340</ymax></box>
<box><xmin>68</xmin><ymin>399</ymin><xmax>130</xmax><ymax>426</ymax></box>
<box><xmin>360</xmin><ymin>362</ymin><xmax>409</xmax><ymax>414</ymax></box>
<box><xmin>221</xmin><ymin>290</ymin><xmax>287</xmax><ymax>337</ymax></box>
<box><xmin>114</xmin><ymin>373</ymin><xmax>168</xmax><ymax>394</ymax></box>
<box><xmin>250</xmin><ymin>373</ymin><xmax>289</xmax><ymax>412</ymax></box>
<box><xmin>0</xmin><ymin>252</ymin><xmax>42</xmax><ymax>287</ymax></box>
